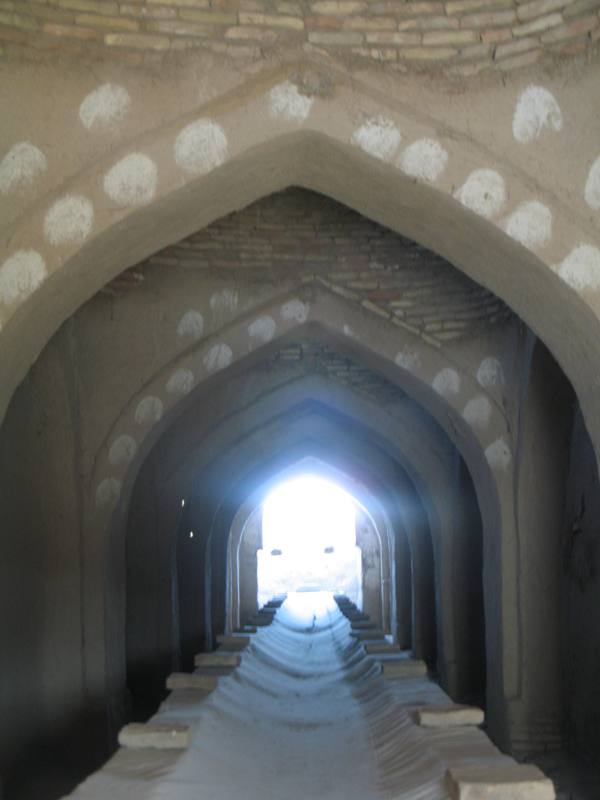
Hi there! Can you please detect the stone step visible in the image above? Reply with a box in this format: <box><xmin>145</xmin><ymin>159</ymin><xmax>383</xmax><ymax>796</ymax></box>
<box><xmin>217</xmin><ymin>634</ymin><xmax>251</xmax><ymax>650</ymax></box>
<box><xmin>235</xmin><ymin>625</ymin><xmax>257</xmax><ymax>634</ymax></box>
<box><xmin>118</xmin><ymin>722</ymin><xmax>190</xmax><ymax>750</ymax></box>
<box><xmin>414</xmin><ymin>704</ymin><xmax>484</xmax><ymax>728</ymax></box>
<box><xmin>446</xmin><ymin>764</ymin><xmax>555</xmax><ymax>799</ymax></box>
<box><xmin>382</xmin><ymin>659</ymin><xmax>428</xmax><ymax>679</ymax></box>
<box><xmin>365</xmin><ymin>642</ymin><xmax>401</xmax><ymax>655</ymax></box>
<box><xmin>166</xmin><ymin>672</ymin><xmax>218</xmax><ymax>692</ymax></box>
<box><xmin>194</xmin><ymin>652</ymin><xmax>241</xmax><ymax>668</ymax></box>
<box><xmin>350</xmin><ymin>629</ymin><xmax>385</xmax><ymax>640</ymax></box>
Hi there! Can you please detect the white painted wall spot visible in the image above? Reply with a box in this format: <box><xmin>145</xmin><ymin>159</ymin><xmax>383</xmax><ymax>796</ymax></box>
<box><xmin>0</xmin><ymin>250</ymin><xmax>46</xmax><ymax>306</ymax></box>
<box><xmin>166</xmin><ymin>368</ymin><xmax>195</xmax><ymax>396</ymax></box>
<box><xmin>0</xmin><ymin>142</ymin><xmax>47</xmax><ymax>195</ymax></box>
<box><xmin>248</xmin><ymin>315</ymin><xmax>276</xmax><ymax>343</ymax></box>
<box><xmin>204</xmin><ymin>343</ymin><xmax>233</xmax><ymax>373</ymax></box>
<box><xmin>456</xmin><ymin>169</ymin><xmax>506</xmax><ymax>219</ymax></box>
<box><xmin>485</xmin><ymin>438</ymin><xmax>512</xmax><ymax>471</ymax></box>
<box><xmin>395</xmin><ymin>347</ymin><xmax>421</xmax><ymax>372</ymax></box>
<box><xmin>174</xmin><ymin>119</ymin><xmax>228</xmax><ymax>175</ymax></box>
<box><xmin>44</xmin><ymin>195</ymin><xmax>94</xmax><ymax>246</ymax></box>
<box><xmin>103</xmin><ymin>153</ymin><xmax>157</xmax><ymax>206</ymax></box>
<box><xmin>512</xmin><ymin>86</ymin><xmax>563</xmax><ymax>143</ymax></box>
<box><xmin>432</xmin><ymin>367</ymin><xmax>461</xmax><ymax>397</ymax></box>
<box><xmin>463</xmin><ymin>395</ymin><xmax>492</xmax><ymax>430</ymax></box>
<box><xmin>584</xmin><ymin>155</ymin><xmax>600</xmax><ymax>210</ymax></box>
<box><xmin>343</xmin><ymin>324</ymin><xmax>354</xmax><ymax>337</ymax></box>
<box><xmin>79</xmin><ymin>83</ymin><xmax>131</xmax><ymax>130</ymax></box>
<box><xmin>556</xmin><ymin>244</ymin><xmax>600</xmax><ymax>293</ymax></box>
<box><xmin>400</xmin><ymin>138</ymin><xmax>448</xmax><ymax>183</ymax></box>
<box><xmin>95</xmin><ymin>477</ymin><xmax>122</xmax><ymax>509</ymax></box>
<box><xmin>108</xmin><ymin>434</ymin><xmax>138</xmax><ymax>467</ymax></box>
<box><xmin>504</xmin><ymin>201</ymin><xmax>552</xmax><ymax>250</ymax></box>
<box><xmin>477</xmin><ymin>357</ymin><xmax>504</xmax><ymax>388</ymax></box>
<box><xmin>281</xmin><ymin>298</ymin><xmax>309</xmax><ymax>324</ymax></box>
<box><xmin>134</xmin><ymin>395</ymin><xmax>163</xmax><ymax>425</ymax></box>
<box><xmin>351</xmin><ymin>117</ymin><xmax>401</xmax><ymax>161</ymax></box>
<box><xmin>269</xmin><ymin>81</ymin><xmax>314</xmax><ymax>122</ymax></box>
<box><xmin>210</xmin><ymin>288</ymin><xmax>238</xmax><ymax>314</ymax></box>
<box><xmin>177</xmin><ymin>309</ymin><xmax>204</xmax><ymax>340</ymax></box>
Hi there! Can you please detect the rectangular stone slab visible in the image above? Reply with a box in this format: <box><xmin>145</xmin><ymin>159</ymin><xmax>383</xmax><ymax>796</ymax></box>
<box><xmin>415</xmin><ymin>704</ymin><xmax>484</xmax><ymax>728</ymax></box>
<box><xmin>118</xmin><ymin>722</ymin><xmax>190</xmax><ymax>750</ymax></box>
<box><xmin>382</xmin><ymin>659</ymin><xmax>428</xmax><ymax>679</ymax></box>
<box><xmin>446</xmin><ymin>765</ymin><xmax>555</xmax><ymax>799</ymax></box>
<box><xmin>350</xmin><ymin>629</ymin><xmax>385</xmax><ymax>640</ymax></box>
<box><xmin>217</xmin><ymin>634</ymin><xmax>250</xmax><ymax>650</ymax></box>
<box><xmin>194</xmin><ymin>652</ymin><xmax>241</xmax><ymax>667</ymax></box>
<box><xmin>166</xmin><ymin>672</ymin><xmax>218</xmax><ymax>691</ymax></box>
<box><xmin>365</xmin><ymin>642</ymin><xmax>401</xmax><ymax>654</ymax></box>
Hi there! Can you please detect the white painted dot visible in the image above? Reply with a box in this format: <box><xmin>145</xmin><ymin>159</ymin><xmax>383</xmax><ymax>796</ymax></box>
<box><xmin>0</xmin><ymin>250</ymin><xmax>46</xmax><ymax>306</ymax></box>
<box><xmin>463</xmin><ymin>395</ymin><xmax>492</xmax><ymax>430</ymax></box>
<box><xmin>104</xmin><ymin>153</ymin><xmax>157</xmax><ymax>206</ymax></box>
<box><xmin>95</xmin><ymin>477</ymin><xmax>122</xmax><ymax>509</ymax></box>
<box><xmin>268</xmin><ymin>81</ymin><xmax>314</xmax><ymax>122</ymax></box>
<box><xmin>281</xmin><ymin>299</ymin><xmax>309</xmax><ymax>324</ymax></box>
<box><xmin>79</xmin><ymin>83</ymin><xmax>131</xmax><ymax>131</ymax></box>
<box><xmin>455</xmin><ymin>169</ymin><xmax>506</xmax><ymax>219</ymax></box>
<box><xmin>485</xmin><ymin>438</ymin><xmax>512</xmax><ymax>471</ymax></box>
<box><xmin>108</xmin><ymin>434</ymin><xmax>138</xmax><ymax>467</ymax></box>
<box><xmin>395</xmin><ymin>347</ymin><xmax>421</xmax><ymax>372</ymax></box>
<box><xmin>504</xmin><ymin>200</ymin><xmax>552</xmax><ymax>250</ymax></box>
<box><xmin>204</xmin><ymin>343</ymin><xmax>233</xmax><ymax>373</ymax></box>
<box><xmin>210</xmin><ymin>288</ymin><xmax>238</xmax><ymax>314</ymax></box>
<box><xmin>556</xmin><ymin>244</ymin><xmax>600</xmax><ymax>292</ymax></box>
<box><xmin>584</xmin><ymin>155</ymin><xmax>600</xmax><ymax>210</ymax></box>
<box><xmin>248</xmin><ymin>315</ymin><xmax>276</xmax><ymax>343</ymax></box>
<box><xmin>174</xmin><ymin>119</ymin><xmax>228</xmax><ymax>176</ymax></box>
<box><xmin>351</xmin><ymin>117</ymin><xmax>401</xmax><ymax>161</ymax></box>
<box><xmin>513</xmin><ymin>86</ymin><xmax>562</xmax><ymax>144</ymax></box>
<box><xmin>477</xmin><ymin>357</ymin><xmax>504</xmax><ymax>388</ymax></box>
<box><xmin>177</xmin><ymin>309</ymin><xmax>204</xmax><ymax>340</ymax></box>
<box><xmin>400</xmin><ymin>138</ymin><xmax>448</xmax><ymax>183</ymax></box>
<box><xmin>44</xmin><ymin>195</ymin><xmax>94</xmax><ymax>246</ymax></box>
<box><xmin>134</xmin><ymin>395</ymin><xmax>163</xmax><ymax>425</ymax></box>
<box><xmin>0</xmin><ymin>142</ymin><xmax>47</xmax><ymax>195</ymax></box>
<box><xmin>432</xmin><ymin>367</ymin><xmax>461</xmax><ymax>397</ymax></box>
<box><xmin>166</xmin><ymin>367</ymin><xmax>195</xmax><ymax>395</ymax></box>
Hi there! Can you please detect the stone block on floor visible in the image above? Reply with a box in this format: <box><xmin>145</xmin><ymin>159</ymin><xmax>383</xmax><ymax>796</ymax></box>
<box><xmin>118</xmin><ymin>722</ymin><xmax>191</xmax><ymax>750</ymax></box>
<box><xmin>446</xmin><ymin>764</ymin><xmax>555</xmax><ymax>799</ymax></box>
<box><xmin>166</xmin><ymin>672</ymin><xmax>218</xmax><ymax>691</ymax></box>
<box><xmin>217</xmin><ymin>634</ymin><xmax>251</xmax><ymax>649</ymax></box>
<box><xmin>194</xmin><ymin>652</ymin><xmax>241</xmax><ymax>667</ymax></box>
<box><xmin>414</xmin><ymin>704</ymin><xmax>484</xmax><ymax>728</ymax></box>
<box><xmin>382</xmin><ymin>659</ymin><xmax>428</xmax><ymax>679</ymax></box>
<box><xmin>365</xmin><ymin>642</ymin><xmax>401</xmax><ymax>654</ymax></box>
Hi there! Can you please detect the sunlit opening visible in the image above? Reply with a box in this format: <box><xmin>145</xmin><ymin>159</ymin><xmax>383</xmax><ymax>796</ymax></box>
<box><xmin>257</xmin><ymin>474</ymin><xmax>362</xmax><ymax>607</ymax></box>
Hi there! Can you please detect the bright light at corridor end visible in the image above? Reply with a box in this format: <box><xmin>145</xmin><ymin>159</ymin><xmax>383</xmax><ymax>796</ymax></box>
<box><xmin>257</xmin><ymin>474</ymin><xmax>362</xmax><ymax>608</ymax></box>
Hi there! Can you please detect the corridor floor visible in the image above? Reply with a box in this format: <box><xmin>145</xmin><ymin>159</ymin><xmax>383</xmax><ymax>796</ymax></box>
<box><xmin>62</xmin><ymin>592</ymin><xmax>542</xmax><ymax>799</ymax></box>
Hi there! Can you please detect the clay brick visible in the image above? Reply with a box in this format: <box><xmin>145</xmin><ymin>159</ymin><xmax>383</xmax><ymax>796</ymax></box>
<box><xmin>396</xmin><ymin>1</ymin><xmax>445</xmax><ymax>13</ymax></box>
<box><xmin>461</xmin><ymin>9</ymin><xmax>517</xmax><ymax>25</ymax></box>
<box><xmin>458</xmin><ymin>41</ymin><xmax>492</xmax><ymax>56</ymax></box>
<box><xmin>0</xmin><ymin>11</ymin><xmax>37</xmax><ymax>29</ymax></box>
<box><xmin>365</xmin><ymin>30</ymin><xmax>422</xmax><ymax>43</ymax></box>
<box><xmin>351</xmin><ymin>46</ymin><xmax>397</xmax><ymax>59</ymax></box>
<box><xmin>402</xmin><ymin>45</ymin><xmax>458</xmax><ymax>57</ymax></box>
<box><xmin>308</xmin><ymin>29</ymin><xmax>363</xmax><ymax>43</ymax></box>
<box><xmin>343</xmin><ymin>16</ymin><xmax>397</xmax><ymax>29</ymax></box>
<box><xmin>305</xmin><ymin>15</ymin><xmax>343</xmax><ymax>29</ymax></box>
<box><xmin>178</xmin><ymin>9</ymin><xmax>236</xmax><ymax>23</ymax></box>
<box><xmin>58</xmin><ymin>0</ymin><xmax>119</xmax><ymax>14</ymax></box>
<box><xmin>399</xmin><ymin>15</ymin><xmax>460</xmax><ymax>30</ymax></box>
<box><xmin>512</xmin><ymin>11</ymin><xmax>562</xmax><ymax>33</ymax></box>
<box><xmin>147</xmin><ymin>0</ymin><xmax>209</xmax><ymax>5</ymax></box>
<box><xmin>148</xmin><ymin>19</ymin><xmax>213</xmax><ymax>34</ymax></box>
<box><xmin>563</xmin><ymin>0</ymin><xmax>600</xmax><ymax>17</ymax></box>
<box><xmin>423</xmin><ymin>28</ymin><xmax>480</xmax><ymax>43</ymax></box>
<box><xmin>276</xmin><ymin>1</ymin><xmax>302</xmax><ymax>13</ymax></box>
<box><xmin>497</xmin><ymin>44</ymin><xmax>542</xmax><ymax>64</ymax></box>
<box><xmin>76</xmin><ymin>13</ymin><xmax>139</xmax><ymax>30</ymax></box>
<box><xmin>225</xmin><ymin>25</ymin><xmax>278</xmax><ymax>40</ymax></box>
<box><xmin>494</xmin><ymin>34</ymin><xmax>538</xmax><ymax>55</ymax></box>
<box><xmin>446</xmin><ymin>0</ymin><xmax>513</xmax><ymax>13</ymax></box>
<box><xmin>43</xmin><ymin>21</ymin><xmax>101</xmax><ymax>38</ymax></box>
<box><xmin>517</xmin><ymin>0</ymin><xmax>574</xmax><ymax>20</ymax></box>
<box><xmin>239</xmin><ymin>12</ymin><xmax>304</xmax><ymax>29</ymax></box>
<box><xmin>24</xmin><ymin>3</ymin><xmax>76</xmax><ymax>23</ymax></box>
<box><xmin>310</xmin><ymin>1</ymin><xmax>366</xmax><ymax>12</ymax></box>
<box><xmin>104</xmin><ymin>31</ymin><xmax>170</xmax><ymax>47</ymax></box>
<box><xmin>540</xmin><ymin>13</ymin><xmax>598</xmax><ymax>38</ymax></box>
<box><xmin>119</xmin><ymin>4</ymin><xmax>177</xmax><ymax>19</ymax></box>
